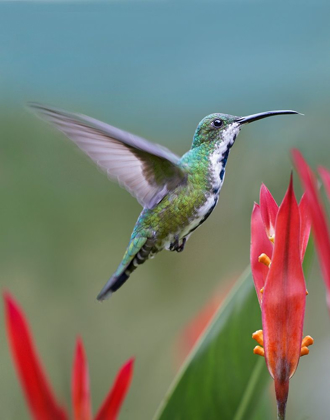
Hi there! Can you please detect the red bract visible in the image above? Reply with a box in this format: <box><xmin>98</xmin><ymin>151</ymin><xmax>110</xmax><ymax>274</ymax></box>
<box><xmin>250</xmin><ymin>201</ymin><xmax>273</xmax><ymax>305</ymax></box>
<box><xmin>250</xmin><ymin>177</ymin><xmax>313</xmax><ymax>419</ymax></box>
<box><xmin>72</xmin><ymin>339</ymin><xmax>92</xmax><ymax>420</ymax></box>
<box><xmin>4</xmin><ymin>293</ymin><xmax>134</xmax><ymax>420</ymax></box>
<box><xmin>292</xmin><ymin>149</ymin><xmax>330</xmax><ymax>310</ymax></box>
<box><xmin>250</xmin><ymin>182</ymin><xmax>310</xmax><ymax>305</ymax></box>
<box><xmin>94</xmin><ymin>359</ymin><xmax>134</xmax><ymax>420</ymax></box>
<box><xmin>259</xmin><ymin>183</ymin><xmax>278</xmax><ymax>241</ymax></box>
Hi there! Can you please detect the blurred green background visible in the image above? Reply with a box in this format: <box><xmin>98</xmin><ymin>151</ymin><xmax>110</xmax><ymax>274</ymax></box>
<box><xmin>1</xmin><ymin>1</ymin><xmax>330</xmax><ymax>419</ymax></box>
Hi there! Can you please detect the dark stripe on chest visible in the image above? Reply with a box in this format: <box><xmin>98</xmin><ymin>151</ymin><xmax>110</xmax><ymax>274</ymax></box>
<box><xmin>221</xmin><ymin>149</ymin><xmax>229</xmax><ymax>166</ymax></box>
<box><xmin>212</xmin><ymin>153</ymin><xmax>227</xmax><ymax>195</ymax></box>
<box><xmin>185</xmin><ymin>196</ymin><xmax>219</xmax><ymax>236</ymax></box>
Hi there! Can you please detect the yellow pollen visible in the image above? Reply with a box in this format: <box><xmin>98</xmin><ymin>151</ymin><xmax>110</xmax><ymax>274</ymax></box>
<box><xmin>258</xmin><ymin>253</ymin><xmax>271</xmax><ymax>267</ymax></box>
<box><xmin>253</xmin><ymin>346</ymin><xmax>265</xmax><ymax>357</ymax></box>
<box><xmin>306</xmin><ymin>289</ymin><xmax>309</xmax><ymax>295</ymax></box>
<box><xmin>252</xmin><ymin>330</ymin><xmax>264</xmax><ymax>346</ymax></box>
<box><xmin>260</xmin><ymin>287</ymin><xmax>264</xmax><ymax>295</ymax></box>
<box><xmin>269</xmin><ymin>234</ymin><xmax>275</xmax><ymax>243</ymax></box>
<box><xmin>301</xmin><ymin>335</ymin><xmax>314</xmax><ymax>357</ymax></box>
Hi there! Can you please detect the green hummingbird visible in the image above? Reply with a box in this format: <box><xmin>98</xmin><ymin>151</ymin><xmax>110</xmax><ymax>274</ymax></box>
<box><xmin>29</xmin><ymin>103</ymin><xmax>299</xmax><ymax>300</ymax></box>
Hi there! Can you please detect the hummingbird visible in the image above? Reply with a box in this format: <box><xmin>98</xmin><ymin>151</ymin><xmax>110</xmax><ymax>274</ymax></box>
<box><xmin>29</xmin><ymin>103</ymin><xmax>299</xmax><ymax>300</ymax></box>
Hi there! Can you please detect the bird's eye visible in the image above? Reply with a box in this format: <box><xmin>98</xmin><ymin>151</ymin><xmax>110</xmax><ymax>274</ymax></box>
<box><xmin>212</xmin><ymin>119</ymin><xmax>223</xmax><ymax>128</ymax></box>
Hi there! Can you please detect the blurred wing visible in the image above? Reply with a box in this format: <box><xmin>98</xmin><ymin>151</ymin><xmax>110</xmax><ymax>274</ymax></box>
<box><xmin>29</xmin><ymin>103</ymin><xmax>186</xmax><ymax>209</ymax></box>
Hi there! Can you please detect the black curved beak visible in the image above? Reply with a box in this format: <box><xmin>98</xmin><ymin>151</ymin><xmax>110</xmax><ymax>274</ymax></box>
<box><xmin>236</xmin><ymin>110</ymin><xmax>302</xmax><ymax>125</ymax></box>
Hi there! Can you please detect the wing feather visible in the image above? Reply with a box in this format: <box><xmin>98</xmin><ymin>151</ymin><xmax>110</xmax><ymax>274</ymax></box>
<box><xmin>29</xmin><ymin>103</ymin><xmax>186</xmax><ymax>208</ymax></box>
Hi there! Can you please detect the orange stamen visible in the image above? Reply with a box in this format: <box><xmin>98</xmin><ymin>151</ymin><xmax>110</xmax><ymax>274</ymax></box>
<box><xmin>253</xmin><ymin>346</ymin><xmax>264</xmax><ymax>357</ymax></box>
<box><xmin>258</xmin><ymin>253</ymin><xmax>271</xmax><ymax>267</ymax></box>
<box><xmin>301</xmin><ymin>335</ymin><xmax>314</xmax><ymax>356</ymax></box>
<box><xmin>302</xmin><ymin>335</ymin><xmax>314</xmax><ymax>347</ymax></box>
<box><xmin>252</xmin><ymin>330</ymin><xmax>264</xmax><ymax>346</ymax></box>
<box><xmin>301</xmin><ymin>347</ymin><xmax>309</xmax><ymax>356</ymax></box>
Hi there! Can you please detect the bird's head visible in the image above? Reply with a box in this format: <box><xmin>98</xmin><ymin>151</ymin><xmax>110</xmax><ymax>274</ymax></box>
<box><xmin>192</xmin><ymin>110</ymin><xmax>301</xmax><ymax>149</ymax></box>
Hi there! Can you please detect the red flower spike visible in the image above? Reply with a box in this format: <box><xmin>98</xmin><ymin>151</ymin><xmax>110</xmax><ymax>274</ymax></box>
<box><xmin>72</xmin><ymin>339</ymin><xmax>92</xmax><ymax>420</ymax></box>
<box><xmin>250</xmin><ymin>203</ymin><xmax>273</xmax><ymax>305</ymax></box>
<box><xmin>292</xmin><ymin>149</ymin><xmax>330</xmax><ymax>306</ymax></box>
<box><xmin>95</xmin><ymin>358</ymin><xmax>134</xmax><ymax>420</ymax></box>
<box><xmin>4</xmin><ymin>292</ymin><xmax>68</xmax><ymax>420</ymax></box>
<box><xmin>262</xmin><ymin>177</ymin><xmax>306</xmax><ymax>417</ymax></box>
<box><xmin>260</xmin><ymin>183</ymin><xmax>279</xmax><ymax>240</ymax></box>
<box><xmin>318</xmin><ymin>166</ymin><xmax>330</xmax><ymax>201</ymax></box>
<box><xmin>4</xmin><ymin>293</ymin><xmax>134</xmax><ymax>420</ymax></box>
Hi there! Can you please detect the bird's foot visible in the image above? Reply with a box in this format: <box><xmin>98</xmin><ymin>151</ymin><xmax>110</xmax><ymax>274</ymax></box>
<box><xmin>176</xmin><ymin>237</ymin><xmax>186</xmax><ymax>252</ymax></box>
<box><xmin>169</xmin><ymin>236</ymin><xmax>186</xmax><ymax>252</ymax></box>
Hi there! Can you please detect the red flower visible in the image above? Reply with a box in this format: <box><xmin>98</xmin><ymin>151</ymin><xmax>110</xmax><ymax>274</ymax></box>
<box><xmin>292</xmin><ymin>149</ymin><xmax>330</xmax><ymax>310</ymax></box>
<box><xmin>4</xmin><ymin>292</ymin><xmax>134</xmax><ymax>420</ymax></box>
<box><xmin>250</xmin><ymin>182</ymin><xmax>310</xmax><ymax>306</ymax></box>
<box><xmin>250</xmin><ymin>177</ymin><xmax>313</xmax><ymax>419</ymax></box>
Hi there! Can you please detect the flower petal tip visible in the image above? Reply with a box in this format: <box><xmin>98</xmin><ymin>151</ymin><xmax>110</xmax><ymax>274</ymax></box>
<box><xmin>94</xmin><ymin>357</ymin><xmax>135</xmax><ymax>420</ymax></box>
<box><xmin>120</xmin><ymin>358</ymin><xmax>135</xmax><ymax>380</ymax></box>
<box><xmin>3</xmin><ymin>292</ymin><xmax>18</xmax><ymax>315</ymax></box>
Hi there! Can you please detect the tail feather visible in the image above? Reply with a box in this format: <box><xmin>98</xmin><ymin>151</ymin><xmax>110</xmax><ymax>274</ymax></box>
<box><xmin>96</xmin><ymin>235</ymin><xmax>156</xmax><ymax>301</ymax></box>
<box><xmin>96</xmin><ymin>271</ymin><xmax>130</xmax><ymax>301</ymax></box>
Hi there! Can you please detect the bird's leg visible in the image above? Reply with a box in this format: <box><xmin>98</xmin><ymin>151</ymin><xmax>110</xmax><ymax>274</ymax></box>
<box><xmin>169</xmin><ymin>235</ymin><xmax>179</xmax><ymax>251</ymax></box>
<box><xmin>176</xmin><ymin>237</ymin><xmax>186</xmax><ymax>252</ymax></box>
<box><xmin>169</xmin><ymin>236</ymin><xmax>186</xmax><ymax>252</ymax></box>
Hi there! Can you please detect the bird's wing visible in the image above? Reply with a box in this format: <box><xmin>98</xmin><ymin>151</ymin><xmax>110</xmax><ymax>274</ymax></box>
<box><xmin>29</xmin><ymin>103</ymin><xmax>186</xmax><ymax>209</ymax></box>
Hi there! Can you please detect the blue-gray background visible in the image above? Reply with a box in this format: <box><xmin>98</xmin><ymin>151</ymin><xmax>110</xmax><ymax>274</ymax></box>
<box><xmin>1</xmin><ymin>1</ymin><xmax>330</xmax><ymax>419</ymax></box>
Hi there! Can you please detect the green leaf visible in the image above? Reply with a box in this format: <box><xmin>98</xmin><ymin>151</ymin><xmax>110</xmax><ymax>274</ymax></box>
<box><xmin>154</xmin><ymin>269</ymin><xmax>273</xmax><ymax>420</ymax></box>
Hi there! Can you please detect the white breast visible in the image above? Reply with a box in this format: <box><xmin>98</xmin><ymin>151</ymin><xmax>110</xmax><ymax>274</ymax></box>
<box><xmin>209</xmin><ymin>144</ymin><xmax>227</xmax><ymax>193</ymax></box>
<box><xmin>209</xmin><ymin>123</ymin><xmax>240</xmax><ymax>192</ymax></box>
